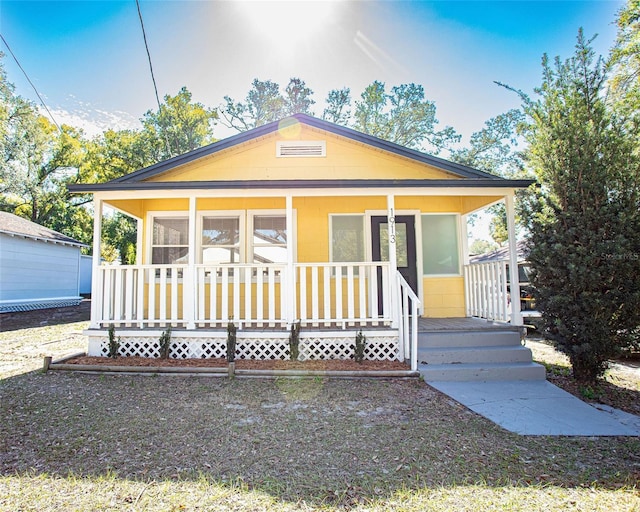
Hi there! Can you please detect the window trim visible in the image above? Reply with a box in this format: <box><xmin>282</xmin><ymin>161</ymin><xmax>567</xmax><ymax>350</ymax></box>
<box><xmin>248</xmin><ymin>210</ymin><xmax>292</xmax><ymax>265</ymax></box>
<box><xmin>147</xmin><ymin>211</ymin><xmax>190</xmax><ymax>265</ymax></box>
<box><xmin>198</xmin><ymin>210</ymin><xmax>246</xmax><ymax>265</ymax></box>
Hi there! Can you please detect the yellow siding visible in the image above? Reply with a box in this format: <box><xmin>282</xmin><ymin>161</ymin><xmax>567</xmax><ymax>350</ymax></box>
<box><xmin>145</xmin><ymin>198</ymin><xmax>189</xmax><ymax>211</ymax></box>
<box><xmin>295</xmin><ymin>196</ymin><xmax>386</xmax><ymax>262</ymax></box>
<box><xmin>422</xmin><ymin>276</ymin><xmax>466</xmax><ymax>317</ymax></box>
<box><xmin>107</xmin><ymin>199</ymin><xmax>145</xmax><ymax>219</ymax></box>
<box><xmin>148</xmin><ymin>124</ymin><xmax>463</xmax><ymax>183</ymax></box>
<box><xmin>396</xmin><ymin>196</ymin><xmax>462</xmax><ymax>212</ymax></box>
<box><xmin>461</xmin><ymin>196</ymin><xmax>503</xmax><ymax>214</ymax></box>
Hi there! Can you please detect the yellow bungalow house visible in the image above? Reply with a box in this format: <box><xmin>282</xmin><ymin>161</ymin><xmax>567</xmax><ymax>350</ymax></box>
<box><xmin>70</xmin><ymin>114</ymin><xmax>533</xmax><ymax>371</ymax></box>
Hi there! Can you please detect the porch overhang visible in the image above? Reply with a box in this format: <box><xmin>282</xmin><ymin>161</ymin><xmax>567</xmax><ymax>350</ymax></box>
<box><xmin>69</xmin><ymin>178</ymin><xmax>534</xmax><ymax>194</ymax></box>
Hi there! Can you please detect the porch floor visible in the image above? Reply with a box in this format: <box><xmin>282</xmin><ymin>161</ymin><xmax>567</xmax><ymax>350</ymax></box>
<box><xmin>418</xmin><ymin>317</ymin><xmax>521</xmax><ymax>332</ymax></box>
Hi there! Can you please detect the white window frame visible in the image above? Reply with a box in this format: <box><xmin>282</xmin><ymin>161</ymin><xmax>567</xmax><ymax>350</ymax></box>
<box><xmin>198</xmin><ymin>210</ymin><xmax>246</xmax><ymax>265</ymax></box>
<box><xmin>420</xmin><ymin>212</ymin><xmax>463</xmax><ymax>277</ymax></box>
<box><xmin>147</xmin><ymin>211</ymin><xmax>190</xmax><ymax>265</ymax></box>
<box><xmin>248</xmin><ymin>209</ymin><xmax>295</xmax><ymax>264</ymax></box>
<box><xmin>148</xmin><ymin>209</ymin><xmax>296</xmax><ymax>269</ymax></box>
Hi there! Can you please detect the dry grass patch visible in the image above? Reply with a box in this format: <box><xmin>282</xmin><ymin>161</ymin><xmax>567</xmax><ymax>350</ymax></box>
<box><xmin>1</xmin><ymin>307</ymin><xmax>639</xmax><ymax>510</ymax></box>
<box><xmin>1</xmin><ymin>373</ymin><xmax>639</xmax><ymax>510</ymax></box>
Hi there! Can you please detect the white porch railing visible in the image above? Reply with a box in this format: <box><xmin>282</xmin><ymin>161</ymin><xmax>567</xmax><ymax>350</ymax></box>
<box><xmin>295</xmin><ymin>262</ymin><xmax>392</xmax><ymax>327</ymax></box>
<box><xmin>95</xmin><ymin>265</ymin><xmax>189</xmax><ymax>327</ymax></box>
<box><xmin>195</xmin><ymin>263</ymin><xmax>288</xmax><ymax>328</ymax></box>
<box><xmin>92</xmin><ymin>262</ymin><xmax>392</xmax><ymax>329</ymax></box>
<box><xmin>396</xmin><ymin>272</ymin><xmax>420</xmax><ymax>371</ymax></box>
<box><xmin>464</xmin><ymin>260</ymin><xmax>510</xmax><ymax>322</ymax></box>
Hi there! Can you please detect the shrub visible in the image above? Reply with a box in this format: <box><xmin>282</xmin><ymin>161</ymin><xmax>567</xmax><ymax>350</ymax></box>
<box><xmin>227</xmin><ymin>322</ymin><xmax>237</xmax><ymax>363</ymax></box>
<box><xmin>107</xmin><ymin>324</ymin><xmax>119</xmax><ymax>359</ymax></box>
<box><xmin>354</xmin><ymin>330</ymin><xmax>366</xmax><ymax>363</ymax></box>
<box><xmin>289</xmin><ymin>322</ymin><xmax>300</xmax><ymax>361</ymax></box>
<box><xmin>159</xmin><ymin>326</ymin><xmax>172</xmax><ymax>359</ymax></box>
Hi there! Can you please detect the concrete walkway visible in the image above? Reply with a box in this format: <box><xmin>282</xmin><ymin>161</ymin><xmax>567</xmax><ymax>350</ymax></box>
<box><xmin>427</xmin><ymin>380</ymin><xmax>640</xmax><ymax>436</ymax></box>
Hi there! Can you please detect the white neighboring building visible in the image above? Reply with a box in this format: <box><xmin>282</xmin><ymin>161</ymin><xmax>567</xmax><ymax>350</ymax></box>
<box><xmin>0</xmin><ymin>212</ymin><xmax>88</xmax><ymax>313</ymax></box>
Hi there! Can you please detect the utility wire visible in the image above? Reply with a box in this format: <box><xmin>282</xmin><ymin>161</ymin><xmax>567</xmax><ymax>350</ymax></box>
<box><xmin>135</xmin><ymin>0</ymin><xmax>172</xmax><ymax>156</ymax></box>
<box><xmin>0</xmin><ymin>33</ymin><xmax>62</xmax><ymax>132</ymax></box>
<box><xmin>135</xmin><ymin>0</ymin><xmax>162</xmax><ymax>112</ymax></box>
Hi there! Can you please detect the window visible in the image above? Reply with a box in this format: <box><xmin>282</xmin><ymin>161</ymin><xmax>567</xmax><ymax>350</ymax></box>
<box><xmin>421</xmin><ymin>214</ymin><xmax>460</xmax><ymax>275</ymax></box>
<box><xmin>202</xmin><ymin>216</ymin><xmax>241</xmax><ymax>264</ymax></box>
<box><xmin>252</xmin><ymin>215</ymin><xmax>287</xmax><ymax>263</ymax></box>
<box><xmin>150</xmin><ymin>211</ymin><xmax>291</xmax><ymax>267</ymax></box>
<box><xmin>151</xmin><ymin>217</ymin><xmax>189</xmax><ymax>264</ymax></box>
<box><xmin>331</xmin><ymin>215</ymin><xmax>364</xmax><ymax>262</ymax></box>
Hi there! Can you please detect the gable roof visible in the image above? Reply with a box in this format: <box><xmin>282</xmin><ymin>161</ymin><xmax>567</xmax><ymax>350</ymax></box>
<box><xmin>69</xmin><ymin>113</ymin><xmax>535</xmax><ymax>193</ymax></box>
<box><xmin>0</xmin><ymin>212</ymin><xmax>86</xmax><ymax>248</ymax></box>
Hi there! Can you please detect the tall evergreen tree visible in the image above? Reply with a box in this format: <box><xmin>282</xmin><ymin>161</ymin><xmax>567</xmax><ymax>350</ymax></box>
<box><xmin>514</xmin><ymin>31</ymin><xmax>640</xmax><ymax>382</ymax></box>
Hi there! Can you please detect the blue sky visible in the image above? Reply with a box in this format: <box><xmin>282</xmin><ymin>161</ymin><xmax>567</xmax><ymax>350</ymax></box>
<box><xmin>1</xmin><ymin>0</ymin><xmax>624</xmax><ymax>143</ymax></box>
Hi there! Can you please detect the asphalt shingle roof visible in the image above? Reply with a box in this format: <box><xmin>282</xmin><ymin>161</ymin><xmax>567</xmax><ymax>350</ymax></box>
<box><xmin>0</xmin><ymin>212</ymin><xmax>85</xmax><ymax>247</ymax></box>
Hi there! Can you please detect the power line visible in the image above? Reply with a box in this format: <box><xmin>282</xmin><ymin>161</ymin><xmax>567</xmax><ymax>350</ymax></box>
<box><xmin>135</xmin><ymin>0</ymin><xmax>162</xmax><ymax>112</ymax></box>
<box><xmin>135</xmin><ymin>0</ymin><xmax>173</xmax><ymax>157</ymax></box>
<box><xmin>0</xmin><ymin>33</ymin><xmax>62</xmax><ymax>132</ymax></box>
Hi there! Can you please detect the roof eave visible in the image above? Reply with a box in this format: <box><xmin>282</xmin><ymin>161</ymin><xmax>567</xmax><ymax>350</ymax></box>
<box><xmin>0</xmin><ymin>230</ymin><xmax>87</xmax><ymax>248</ymax></box>
<box><xmin>69</xmin><ymin>178</ymin><xmax>535</xmax><ymax>193</ymax></box>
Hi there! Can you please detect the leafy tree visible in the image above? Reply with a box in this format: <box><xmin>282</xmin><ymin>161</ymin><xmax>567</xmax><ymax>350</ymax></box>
<box><xmin>514</xmin><ymin>31</ymin><xmax>640</xmax><ymax>382</ymax></box>
<box><xmin>102</xmin><ymin>212</ymin><xmax>137</xmax><ymax>264</ymax></box>
<box><xmin>322</xmin><ymin>87</ymin><xmax>351</xmax><ymax>124</ymax></box>
<box><xmin>353</xmin><ymin>81</ymin><xmax>459</xmax><ymax>153</ymax></box>
<box><xmin>225</xmin><ymin>78</ymin><xmax>458</xmax><ymax>155</ymax></box>
<box><xmin>451</xmin><ymin>109</ymin><xmax>526</xmax><ymax>246</ymax></box>
<box><xmin>608</xmin><ymin>0</ymin><xmax>640</xmax><ymax>118</ymax></box>
<box><xmin>221</xmin><ymin>79</ymin><xmax>287</xmax><ymax>131</ymax></box>
<box><xmin>450</xmin><ymin>109</ymin><xmax>525</xmax><ymax>176</ymax></box>
<box><xmin>0</xmin><ymin>55</ymin><xmax>93</xmax><ymax>247</ymax></box>
<box><xmin>488</xmin><ymin>206</ymin><xmax>509</xmax><ymax>246</ymax></box>
<box><xmin>284</xmin><ymin>78</ymin><xmax>315</xmax><ymax>116</ymax></box>
<box><xmin>80</xmin><ymin>128</ymin><xmax>152</xmax><ymax>183</ymax></box>
<box><xmin>141</xmin><ymin>86</ymin><xmax>217</xmax><ymax>161</ymax></box>
<box><xmin>469</xmin><ymin>239</ymin><xmax>499</xmax><ymax>255</ymax></box>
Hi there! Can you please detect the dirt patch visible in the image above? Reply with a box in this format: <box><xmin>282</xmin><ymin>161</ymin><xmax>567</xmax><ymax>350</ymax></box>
<box><xmin>0</xmin><ymin>300</ymin><xmax>91</xmax><ymax>332</ymax></box>
<box><xmin>64</xmin><ymin>355</ymin><xmax>410</xmax><ymax>371</ymax></box>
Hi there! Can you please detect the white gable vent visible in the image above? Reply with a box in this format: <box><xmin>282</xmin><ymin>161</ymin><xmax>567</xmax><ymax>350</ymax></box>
<box><xmin>276</xmin><ymin>140</ymin><xmax>326</xmax><ymax>158</ymax></box>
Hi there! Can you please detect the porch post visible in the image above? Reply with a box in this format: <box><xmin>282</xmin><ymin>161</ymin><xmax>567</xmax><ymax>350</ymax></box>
<box><xmin>505</xmin><ymin>193</ymin><xmax>522</xmax><ymax>325</ymax></box>
<box><xmin>89</xmin><ymin>197</ymin><xmax>103</xmax><ymax>329</ymax></box>
<box><xmin>135</xmin><ymin>217</ymin><xmax>143</xmax><ymax>265</ymax></box>
<box><xmin>387</xmin><ymin>194</ymin><xmax>398</xmax><ymax>328</ymax></box>
<box><xmin>185</xmin><ymin>196</ymin><xmax>197</xmax><ymax>329</ymax></box>
<box><xmin>286</xmin><ymin>194</ymin><xmax>295</xmax><ymax>325</ymax></box>
<box><xmin>460</xmin><ymin>214</ymin><xmax>470</xmax><ymax>318</ymax></box>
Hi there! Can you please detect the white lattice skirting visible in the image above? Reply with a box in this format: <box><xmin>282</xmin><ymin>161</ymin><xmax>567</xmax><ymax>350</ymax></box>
<box><xmin>87</xmin><ymin>330</ymin><xmax>400</xmax><ymax>361</ymax></box>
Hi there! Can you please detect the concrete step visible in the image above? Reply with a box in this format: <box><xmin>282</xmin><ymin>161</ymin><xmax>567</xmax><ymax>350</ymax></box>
<box><xmin>420</xmin><ymin>362</ymin><xmax>546</xmax><ymax>382</ymax></box>
<box><xmin>418</xmin><ymin>345</ymin><xmax>534</xmax><ymax>365</ymax></box>
<box><xmin>418</xmin><ymin>329</ymin><xmax>522</xmax><ymax>349</ymax></box>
